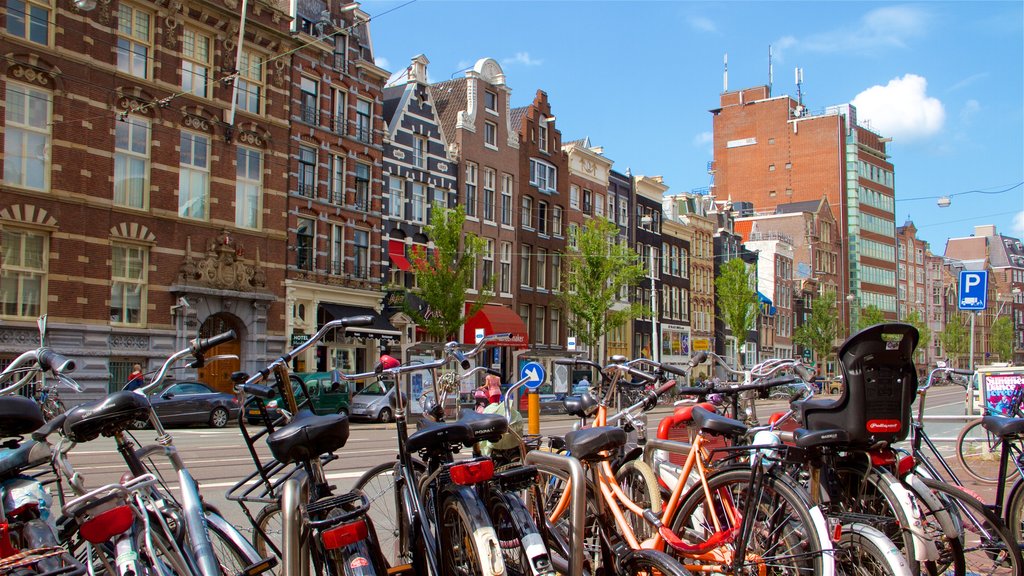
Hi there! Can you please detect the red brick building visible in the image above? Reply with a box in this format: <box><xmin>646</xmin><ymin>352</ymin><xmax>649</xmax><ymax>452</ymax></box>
<box><xmin>1</xmin><ymin>0</ymin><xmax>294</xmax><ymax>395</ymax></box>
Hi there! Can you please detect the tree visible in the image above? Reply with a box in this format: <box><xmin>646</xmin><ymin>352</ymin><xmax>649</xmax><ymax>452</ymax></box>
<box><xmin>991</xmin><ymin>316</ymin><xmax>1014</xmax><ymax>362</ymax></box>
<box><xmin>903</xmin><ymin>309</ymin><xmax>931</xmax><ymax>360</ymax></box>
<box><xmin>794</xmin><ymin>290</ymin><xmax>839</xmax><ymax>373</ymax></box>
<box><xmin>857</xmin><ymin>305</ymin><xmax>887</xmax><ymax>331</ymax></box>
<box><xmin>941</xmin><ymin>317</ymin><xmax>970</xmax><ymax>367</ymax></box>
<box><xmin>406</xmin><ymin>202</ymin><xmax>492</xmax><ymax>341</ymax></box>
<box><xmin>561</xmin><ymin>217</ymin><xmax>647</xmax><ymax>362</ymax></box>
<box><xmin>715</xmin><ymin>257</ymin><xmax>759</xmax><ymax>366</ymax></box>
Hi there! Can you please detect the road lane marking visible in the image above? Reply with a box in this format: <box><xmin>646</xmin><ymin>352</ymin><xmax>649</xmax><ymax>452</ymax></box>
<box><xmin>69</xmin><ymin>448</ymin><xmax>400</xmax><ymax>471</ymax></box>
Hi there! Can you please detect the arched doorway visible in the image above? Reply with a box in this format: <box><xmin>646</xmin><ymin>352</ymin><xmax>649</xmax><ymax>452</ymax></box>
<box><xmin>198</xmin><ymin>314</ymin><xmax>243</xmax><ymax>394</ymax></box>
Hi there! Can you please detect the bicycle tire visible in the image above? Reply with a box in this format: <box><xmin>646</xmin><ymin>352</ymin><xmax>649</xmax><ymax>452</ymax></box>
<box><xmin>488</xmin><ymin>491</ymin><xmax>554</xmax><ymax>576</ymax></box>
<box><xmin>920</xmin><ymin>477</ymin><xmax>1022</xmax><ymax>576</ymax></box>
<box><xmin>253</xmin><ymin>503</ymin><xmax>284</xmax><ymax>566</ymax></box>
<box><xmin>438</xmin><ymin>487</ymin><xmax>505</xmax><ymax>576</ymax></box>
<box><xmin>956</xmin><ymin>418</ymin><xmax>1016</xmax><ymax>484</ymax></box>
<box><xmin>527</xmin><ymin>463</ymin><xmax>606</xmax><ymax>576</ymax></box>
<box><xmin>615</xmin><ymin>459</ymin><xmax>662</xmax><ymax>542</ymax></box>
<box><xmin>837</xmin><ymin>523</ymin><xmax>912</xmax><ymax>576</ymax></box>
<box><xmin>207</xmin><ymin>511</ymin><xmax>263</xmax><ymax>575</ymax></box>
<box><xmin>620</xmin><ymin>548</ymin><xmax>693</xmax><ymax>575</ymax></box>
<box><xmin>352</xmin><ymin>459</ymin><xmax>426</xmax><ymax>568</ymax></box>
<box><xmin>1007</xmin><ymin>477</ymin><xmax>1024</xmax><ymax>546</ymax></box>
<box><xmin>668</xmin><ymin>467</ymin><xmax>824</xmax><ymax>575</ymax></box>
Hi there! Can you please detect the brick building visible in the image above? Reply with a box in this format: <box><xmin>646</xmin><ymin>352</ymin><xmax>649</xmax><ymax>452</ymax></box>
<box><xmin>664</xmin><ymin>193</ymin><xmax>716</xmax><ymax>376</ymax></box>
<box><xmin>660</xmin><ymin>217</ymin><xmax>692</xmax><ymax>368</ymax></box>
<box><xmin>633</xmin><ymin>175</ymin><xmax>667</xmax><ymax>359</ymax></box>
<box><xmin>1</xmin><ymin>0</ymin><xmax>294</xmax><ymax>395</ymax></box>
<box><xmin>710</xmin><ymin>86</ymin><xmax>898</xmax><ymax>327</ymax></box>
<box><xmin>605</xmin><ymin>169</ymin><xmax>635</xmax><ymax>358</ymax></box>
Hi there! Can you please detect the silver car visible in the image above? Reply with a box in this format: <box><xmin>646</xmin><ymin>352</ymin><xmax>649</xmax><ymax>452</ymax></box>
<box><xmin>348</xmin><ymin>380</ymin><xmax>395</xmax><ymax>423</ymax></box>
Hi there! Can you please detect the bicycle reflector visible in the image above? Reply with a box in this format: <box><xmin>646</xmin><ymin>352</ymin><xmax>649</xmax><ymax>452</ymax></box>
<box><xmin>79</xmin><ymin>505</ymin><xmax>134</xmax><ymax>543</ymax></box>
<box><xmin>321</xmin><ymin>519</ymin><xmax>368</xmax><ymax>550</ymax></box>
<box><xmin>449</xmin><ymin>460</ymin><xmax>495</xmax><ymax>485</ymax></box>
<box><xmin>897</xmin><ymin>455</ymin><xmax>915</xmax><ymax>477</ymax></box>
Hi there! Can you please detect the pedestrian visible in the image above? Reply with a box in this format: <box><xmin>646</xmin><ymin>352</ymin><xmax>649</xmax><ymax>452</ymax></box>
<box><xmin>578</xmin><ymin>375</ymin><xmax>590</xmax><ymax>390</ymax></box>
<box><xmin>475</xmin><ymin>373</ymin><xmax>503</xmax><ymax>412</ymax></box>
<box><xmin>124</xmin><ymin>363</ymin><xmax>145</xmax><ymax>391</ymax></box>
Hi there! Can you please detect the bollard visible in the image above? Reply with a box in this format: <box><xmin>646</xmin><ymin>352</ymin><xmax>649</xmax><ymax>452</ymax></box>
<box><xmin>528</xmin><ymin>388</ymin><xmax>540</xmax><ymax>435</ymax></box>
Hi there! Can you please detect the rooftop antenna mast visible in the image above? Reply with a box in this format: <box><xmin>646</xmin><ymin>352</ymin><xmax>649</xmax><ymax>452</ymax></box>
<box><xmin>723</xmin><ymin>53</ymin><xmax>728</xmax><ymax>92</ymax></box>
<box><xmin>795</xmin><ymin>67</ymin><xmax>804</xmax><ymax>106</ymax></box>
<box><xmin>768</xmin><ymin>45</ymin><xmax>773</xmax><ymax>94</ymax></box>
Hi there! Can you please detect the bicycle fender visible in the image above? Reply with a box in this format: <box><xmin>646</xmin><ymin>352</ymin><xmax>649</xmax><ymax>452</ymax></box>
<box><xmin>807</xmin><ymin>505</ymin><xmax>837</xmax><ymax>576</ymax></box>
<box><xmin>885</xmin><ymin>474</ymin><xmax>939</xmax><ymax>562</ymax></box>
<box><xmin>494</xmin><ymin>493</ymin><xmax>554</xmax><ymax>576</ymax></box>
<box><xmin>844</xmin><ymin>522</ymin><xmax>913</xmax><ymax>576</ymax></box>
<box><xmin>903</xmin><ymin>473</ymin><xmax>959</xmax><ymax>540</ymax></box>
<box><xmin>442</xmin><ymin>484</ymin><xmax>507</xmax><ymax>576</ymax></box>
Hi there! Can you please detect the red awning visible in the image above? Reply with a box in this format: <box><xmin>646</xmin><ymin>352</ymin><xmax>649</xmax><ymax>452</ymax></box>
<box><xmin>388</xmin><ymin>239</ymin><xmax>411</xmax><ymax>271</ymax></box>
<box><xmin>463</xmin><ymin>305</ymin><xmax>529</xmax><ymax>348</ymax></box>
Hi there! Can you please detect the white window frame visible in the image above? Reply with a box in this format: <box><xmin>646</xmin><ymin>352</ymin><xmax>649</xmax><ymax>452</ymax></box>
<box><xmin>299</xmin><ymin>76</ymin><xmax>318</xmax><ymax>124</ymax></box>
<box><xmin>332</xmin><ymin>88</ymin><xmax>347</xmax><ymax>133</ymax></box>
<box><xmin>329</xmin><ymin>154</ymin><xmax>345</xmax><ymax>205</ymax></box>
<box><xmin>529</xmin><ymin>158</ymin><xmax>556</xmax><ymax>192</ymax></box>
<box><xmin>297</xmin><ymin>145</ymin><xmax>317</xmax><ymax>198</ymax></box>
<box><xmin>501</xmin><ymin>174</ymin><xmax>513</xmax><ymax>226</ymax></box>
<box><xmin>388</xmin><ymin>175</ymin><xmax>404</xmax><ymax>218</ymax></box>
<box><xmin>411</xmin><ymin>182</ymin><xmax>427</xmax><ymax>224</ymax></box>
<box><xmin>484</xmin><ymin>90</ymin><xmax>498</xmax><ymax>113</ymax></box>
<box><xmin>552</xmin><ymin>206</ymin><xmax>563</xmax><ymax>237</ymax></box>
<box><xmin>181</xmin><ymin>27</ymin><xmax>211</xmax><ymax>98</ymax></box>
<box><xmin>110</xmin><ymin>243</ymin><xmax>147</xmax><ymax>326</ymax></box>
<box><xmin>178</xmin><ymin>131</ymin><xmax>210</xmax><ymax>219</ymax></box>
<box><xmin>235</xmin><ymin>146</ymin><xmax>262</xmax><ymax>229</ymax></box>
<box><xmin>484</xmin><ymin>121</ymin><xmax>497</xmax><ymax>149</ymax></box>
<box><xmin>521</xmin><ymin>196</ymin><xmax>534</xmax><ymax>230</ymax></box>
<box><xmin>412</xmin><ymin>134</ymin><xmax>427</xmax><ymax>169</ymax></box>
<box><xmin>355</xmin><ymin>98</ymin><xmax>372</xmax><ymax>142</ymax></box>
<box><xmin>3</xmin><ymin>82</ymin><xmax>51</xmax><ymax>191</ymax></box>
<box><xmin>482</xmin><ymin>239</ymin><xmax>494</xmax><ymax>290</ymax></box>
<box><xmin>537</xmin><ymin>248</ymin><xmax>547</xmax><ymax>290</ymax></box>
<box><xmin>6</xmin><ymin>0</ymin><xmax>50</xmax><ymax>46</ymax></box>
<box><xmin>114</xmin><ymin>116</ymin><xmax>150</xmax><ymax>210</ymax></box>
<box><xmin>520</xmin><ymin>245</ymin><xmax>531</xmax><ymax>287</ymax></box>
<box><xmin>352</xmin><ymin>228</ymin><xmax>370</xmax><ymax>279</ymax></box>
<box><xmin>235</xmin><ymin>49</ymin><xmax>264</xmax><ymax>115</ymax></box>
<box><xmin>0</xmin><ymin>228</ymin><xmax>47</xmax><ymax>319</ymax></box>
<box><xmin>500</xmin><ymin>241</ymin><xmax>512</xmax><ymax>295</ymax></box>
<box><xmin>117</xmin><ymin>4</ymin><xmax>151</xmax><ymax>79</ymax></box>
<box><xmin>295</xmin><ymin>218</ymin><xmax>315</xmax><ymax>271</ymax></box>
<box><xmin>538</xmin><ymin>121</ymin><xmax>548</xmax><ymax>153</ymax></box>
<box><xmin>483</xmin><ymin>168</ymin><xmax>496</xmax><ymax>223</ymax></box>
<box><xmin>331</xmin><ymin>224</ymin><xmax>344</xmax><ymax>275</ymax></box>
<box><xmin>570</xmin><ymin>185</ymin><xmax>580</xmax><ymax>209</ymax></box>
<box><xmin>464</xmin><ymin>162</ymin><xmax>478</xmax><ymax>218</ymax></box>
<box><xmin>537</xmin><ymin>201</ymin><xmax>548</xmax><ymax>235</ymax></box>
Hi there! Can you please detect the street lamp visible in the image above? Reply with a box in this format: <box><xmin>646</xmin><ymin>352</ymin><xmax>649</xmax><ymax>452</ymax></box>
<box><xmin>641</xmin><ymin>215</ymin><xmax>657</xmax><ymax>361</ymax></box>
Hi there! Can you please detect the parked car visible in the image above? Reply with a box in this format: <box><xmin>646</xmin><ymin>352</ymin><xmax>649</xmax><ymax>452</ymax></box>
<box><xmin>349</xmin><ymin>380</ymin><xmax>396</xmax><ymax>423</ymax></box>
<box><xmin>245</xmin><ymin>371</ymin><xmax>350</xmax><ymax>424</ymax></box>
<box><xmin>135</xmin><ymin>381</ymin><xmax>241</xmax><ymax>428</ymax></box>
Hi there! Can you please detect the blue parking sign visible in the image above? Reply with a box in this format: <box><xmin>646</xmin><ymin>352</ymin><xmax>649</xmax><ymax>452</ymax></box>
<box><xmin>958</xmin><ymin>270</ymin><xmax>988</xmax><ymax>311</ymax></box>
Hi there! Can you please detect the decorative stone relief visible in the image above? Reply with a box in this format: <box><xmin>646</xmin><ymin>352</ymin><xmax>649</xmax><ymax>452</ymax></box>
<box><xmin>0</xmin><ymin>329</ymin><xmax>41</xmax><ymax>348</ymax></box>
<box><xmin>7</xmin><ymin>64</ymin><xmax>54</xmax><ymax>88</ymax></box>
<box><xmin>182</xmin><ymin>113</ymin><xmax>211</xmax><ymax>132</ymax></box>
<box><xmin>177</xmin><ymin>231</ymin><xmax>268</xmax><ymax>292</ymax></box>
<box><xmin>436</xmin><ymin>162</ymin><xmax>448</xmax><ymax>173</ymax></box>
<box><xmin>163</xmin><ymin>16</ymin><xmax>180</xmax><ymax>48</ymax></box>
<box><xmin>109</xmin><ymin>335</ymin><xmax>150</xmax><ymax>350</ymax></box>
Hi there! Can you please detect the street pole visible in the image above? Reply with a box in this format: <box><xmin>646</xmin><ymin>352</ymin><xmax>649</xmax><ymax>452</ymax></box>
<box><xmin>968</xmin><ymin>312</ymin><xmax>976</xmax><ymax>370</ymax></box>
<box><xmin>650</xmin><ymin>246</ymin><xmax>658</xmax><ymax>362</ymax></box>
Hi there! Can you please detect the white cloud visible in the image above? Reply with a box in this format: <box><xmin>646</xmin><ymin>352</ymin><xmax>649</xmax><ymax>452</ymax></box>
<box><xmin>692</xmin><ymin>131</ymin><xmax>713</xmax><ymax>146</ymax></box>
<box><xmin>502</xmin><ymin>52</ymin><xmax>543</xmax><ymax>67</ymax></box>
<box><xmin>775</xmin><ymin>5</ymin><xmax>930</xmax><ymax>57</ymax></box>
<box><xmin>375</xmin><ymin>56</ymin><xmax>390</xmax><ymax>70</ymax></box>
<box><xmin>687</xmin><ymin>16</ymin><xmax>717</xmax><ymax>33</ymax></box>
<box><xmin>1013</xmin><ymin>211</ymin><xmax>1024</xmax><ymax>237</ymax></box>
<box><xmin>851</xmin><ymin>74</ymin><xmax>945</xmax><ymax>140</ymax></box>
<box><xmin>960</xmin><ymin>99</ymin><xmax>981</xmax><ymax>125</ymax></box>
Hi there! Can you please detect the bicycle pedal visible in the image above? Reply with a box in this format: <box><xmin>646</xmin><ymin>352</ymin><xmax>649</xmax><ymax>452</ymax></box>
<box><xmin>386</xmin><ymin>563</ymin><xmax>414</xmax><ymax>576</ymax></box>
<box><xmin>234</xmin><ymin>555</ymin><xmax>277</xmax><ymax>576</ymax></box>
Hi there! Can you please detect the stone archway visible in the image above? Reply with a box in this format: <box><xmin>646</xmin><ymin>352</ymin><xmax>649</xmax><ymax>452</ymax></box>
<box><xmin>198</xmin><ymin>313</ymin><xmax>243</xmax><ymax>393</ymax></box>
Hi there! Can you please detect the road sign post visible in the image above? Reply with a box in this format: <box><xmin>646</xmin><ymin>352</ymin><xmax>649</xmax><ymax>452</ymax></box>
<box><xmin>520</xmin><ymin>362</ymin><xmax>546</xmax><ymax>435</ymax></box>
<box><xmin>959</xmin><ymin>270</ymin><xmax>988</xmax><ymax>370</ymax></box>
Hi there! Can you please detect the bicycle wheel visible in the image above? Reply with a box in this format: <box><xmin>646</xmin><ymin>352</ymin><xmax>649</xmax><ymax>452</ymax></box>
<box><xmin>1007</xmin><ymin>477</ymin><xmax>1024</xmax><ymax>545</ymax></box>
<box><xmin>207</xmin><ymin>512</ymin><xmax>262</xmax><ymax>575</ymax></box>
<box><xmin>621</xmin><ymin>548</ymin><xmax>693</xmax><ymax>575</ymax></box>
<box><xmin>527</xmin><ymin>464</ymin><xmax>605</xmax><ymax>576</ymax></box>
<box><xmin>352</xmin><ymin>459</ymin><xmax>425</xmax><ymax>567</ymax></box>
<box><xmin>438</xmin><ymin>490</ymin><xmax>505</xmax><ymax>576</ymax></box>
<box><xmin>956</xmin><ymin>419</ymin><xmax>1014</xmax><ymax>484</ymax></box>
<box><xmin>253</xmin><ymin>503</ymin><xmax>283</xmax><ymax>564</ymax></box>
<box><xmin>668</xmin><ymin>467</ymin><xmax>824</xmax><ymax>575</ymax></box>
<box><xmin>615</xmin><ymin>459</ymin><xmax>662</xmax><ymax>542</ymax></box>
<box><xmin>837</xmin><ymin>524</ymin><xmax>912</xmax><ymax>576</ymax></box>
<box><xmin>921</xmin><ymin>477</ymin><xmax>1022</xmax><ymax>575</ymax></box>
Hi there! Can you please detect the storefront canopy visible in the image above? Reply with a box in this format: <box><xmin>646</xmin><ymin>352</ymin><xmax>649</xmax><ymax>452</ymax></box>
<box><xmin>462</xmin><ymin>305</ymin><xmax>529</xmax><ymax>348</ymax></box>
<box><xmin>320</xmin><ymin>303</ymin><xmax>402</xmax><ymax>341</ymax></box>
<box><xmin>388</xmin><ymin>239</ymin><xmax>411</xmax><ymax>271</ymax></box>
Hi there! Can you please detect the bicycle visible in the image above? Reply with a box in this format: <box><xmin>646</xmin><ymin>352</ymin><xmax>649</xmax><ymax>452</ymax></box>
<box><xmin>956</xmin><ymin>378</ymin><xmax>1024</xmax><ymax>484</ymax></box>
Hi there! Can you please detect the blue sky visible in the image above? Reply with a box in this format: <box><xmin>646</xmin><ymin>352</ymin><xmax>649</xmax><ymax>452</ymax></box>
<box><xmin>363</xmin><ymin>1</ymin><xmax>1024</xmax><ymax>250</ymax></box>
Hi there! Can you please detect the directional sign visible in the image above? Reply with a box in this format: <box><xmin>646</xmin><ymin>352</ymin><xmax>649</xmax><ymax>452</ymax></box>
<box><xmin>520</xmin><ymin>361</ymin><xmax>546</xmax><ymax>390</ymax></box>
<box><xmin>958</xmin><ymin>270</ymin><xmax>988</xmax><ymax>311</ymax></box>
<box><xmin>475</xmin><ymin>328</ymin><xmax>485</xmax><ymax>344</ymax></box>
<box><xmin>567</xmin><ymin>336</ymin><xmax>577</xmax><ymax>351</ymax></box>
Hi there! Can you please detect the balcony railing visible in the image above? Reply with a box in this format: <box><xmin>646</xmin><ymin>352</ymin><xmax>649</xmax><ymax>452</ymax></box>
<box><xmin>299</xmin><ymin>104</ymin><xmax>318</xmax><ymax>125</ymax></box>
<box><xmin>348</xmin><ymin>264</ymin><xmax>370</xmax><ymax>280</ymax></box>
<box><xmin>296</xmin><ymin>183</ymin><xmax>316</xmax><ymax>198</ymax></box>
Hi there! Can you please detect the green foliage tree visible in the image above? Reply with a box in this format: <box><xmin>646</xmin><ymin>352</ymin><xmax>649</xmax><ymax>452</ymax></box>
<box><xmin>406</xmin><ymin>202</ymin><xmax>492</xmax><ymax>341</ymax></box>
<box><xmin>991</xmin><ymin>316</ymin><xmax>1014</xmax><ymax>362</ymax></box>
<box><xmin>941</xmin><ymin>316</ymin><xmax>970</xmax><ymax>367</ymax></box>
<box><xmin>857</xmin><ymin>305</ymin><xmax>887</xmax><ymax>330</ymax></box>
<box><xmin>561</xmin><ymin>217</ymin><xmax>647</xmax><ymax>362</ymax></box>
<box><xmin>714</xmin><ymin>258</ymin><xmax>759</xmax><ymax>365</ymax></box>
<box><xmin>794</xmin><ymin>290</ymin><xmax>839</xmax><ymax>373</ymax></box>
<box><xmin>903</xmin><ymin>309</ymin><xmax>931</xmax><ymax>359</ymax></box>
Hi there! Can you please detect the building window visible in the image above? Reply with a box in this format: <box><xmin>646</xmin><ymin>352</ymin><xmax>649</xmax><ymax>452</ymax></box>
<box><xmin>550</xmin><ymin>309</ymin><xmax>560</xmax><ymax>343</ymax></box>
<box><xmin>3</xmin><ymin>82</ymin><xmax>51</xmax><ymax>191</ymax></box>
<box><xmin>570</xmin><ymin>185</ymin><xmax>580</xmax><ymax>209</ymax></box>
<box><xmin>351</xmin><ymin>229</ymin><xmax>369</xmax><ymax>278</ymax></box>
<box><xmin>568</xmin><ymin>224</ymin><xmax>578</xmax><ymax>249</ymax></box>
<box><xmin>537</xmin><ymin>121</ymin><xmax>548</xmax><ymax>153</ymax></box>
<box><xmin>7</xmin><ymin>0</ymin><xmax>49</xmax><ymax>45</ymax></box>
<box><xmin>551</xmin><ymin>254</ymin><xmax>561</xmax><ymax>292</ymax></box>
<box><xmin>0</xmin><ymin>228</ymin><xmax>46</xmax><ymax>318</ymax></box>
<box><xmin>110</xmin><ymin>244</ymin><xmax>146</xmax><ymax>325</ymax></box>
<box><xmin>519</xmin><ymin>304</ymin><xmax>530</xmax><ymax>336</ymax></box>
<box><xmin>412</xmin><ymin>135</ymin><xmax>427</xmax><ymax>169</ymax></box>
<box><xmin>501</xmin><ymin>174</ymin><xmax>513</xmax><ymax>226</ymax></box>
<box><xmin>117</xmin><ymin>4</ymin><xmax>151</xmax><ymax>78</ymax></box>
<box><xmin>500</xmin><ymin>242</ymin><xmax>512</xmax><ymax>294</ymax></box>
<box><xmin>484</xmin><ymin>121</ymin><xmax>497</xmax><ymax>148</ymax></box>
<box><xmin>353</xmin><ymin>162</ymin><xmax>370</xmax><ymax>210</ymax></box>
<box><xmin>484</xmin><ymin>90</ymin><xmax>497</xmax><ymax>112</ymax></box>
<box><xmin>355</xmin><ymin>98</ymin><xmax>372</xmax><ymax>142</ymax></box>
<box><xmin>181</xmin><ymin>28</ymin><xmax>211</xmax><ymax>98</ymax></box>
<box><xmin>332</xmin><ymin>88</ymin><xmax>346</xmax><ymax>133</ymax></box>
<box><xmin>582</xmin><ymin>189</ymin><xmax>592</xmax><ymax>214</ymax></box>
<box><xmin>179</xmin><ymin>131</ymin><xmax>209</xmax><ymax>219</ymax></box>
<box><xmin>521</xmin><ymin>196</ymin><xmax>534</xmax><ymax>230</ymax></box>
<box><xmin>411</xmin><ymin>182</ymin><xmax>426</xmax><ymax>223</ymax></box>
<box><xmin>680</xmin><ymin>248</ymin><xmax>688</xmax><ymax>278</ymax></box>
<box><xmin>529</xmin><ymin>159</ymin><xmax>556</xmax><ymax>192</ymax></box>
<box><xmin>520</xmin><ymin>245</ymin><xmax>531</xmax><ymax>287</ymax></box>
<box><xmin>608</xmin><ymin>194</ymin><xmax>616</xmax><ymax>221</ymax></box>
<box><xmin>329</xmin><ymin>155</ymin><xmax>345</xmax><ymax>205</ymax></box>
<box><xmin>465</xmin><ymin>162</ymin><xmax>478</xmax><ymax>218</ymax></box>
<box><xmin>330</xmin><ymin>224</ymin><xmax>344</xmax><ymax>275</ymax></box>
<box><xmin>296</xmin><ymin>218</ymin><xmax>314</xmax><ymax>271</ymax></box>
<box><xmin>537</xmin><ymin>248</ymin><xmax>547</xmax><ymax>290</ymax></box>
<box><xmin>537</xmin><ymin>201</ymin><xmax>548</xmax><ymax>235</ymax></box>
<box><xmin>235</xmin><ymin>146</ymin><xmax>262</xmax><ymax>229</ymax></box>
<box><xmin>235</xmin><ymin>50</ymin><xmax>263</xmax><ymax>114</ymax></box>
<box><xmin>299</xmin><ymin>77</ymin><xmax>318</xmax><ymax>124</ymax></box>
<box><xmin>114</xmin><ymin>116</ymin><xmax>150</xmax><ymax>209</ymax></box>
<box><xmin>483</xmin><ymin>168</ymin><xmax>496</xmax><ymax>222</ymax></box>
<box><xmin>482</xmin><ymin>239</ymin><xmax>494</xmax><ymax>290</ymax></box>
<box><xmin>388</xmin><ymin>176</ymin><xmax>404</xmax><ymax>218</ymax></box>
<box><xmin>297</xmin><ymin>145</ymin><xmax>316</xmax><ymax>198</ymax></box>
<box><xmin>552</xmin><ymin>206</ymin><xmax>563</xmax><ymax>237</ymax></box>
<box><xmin>534</xmin><ymin>306</ymin><xmax>546</xmax><ymax>344</ymax></box>
<box><xmin>618</xmin><ymin>198</ymin><xmax>628</xmax><ymax>225</ymax></box>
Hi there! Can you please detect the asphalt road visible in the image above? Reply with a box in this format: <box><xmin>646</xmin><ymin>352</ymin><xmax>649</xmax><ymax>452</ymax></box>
<box><xmin>64</xmin><ymin>384</ymin><xmax>981</xmax><ymax>530</ymax></box>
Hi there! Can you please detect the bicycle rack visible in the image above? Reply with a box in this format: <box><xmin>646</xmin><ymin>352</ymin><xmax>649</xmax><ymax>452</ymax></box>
<box><xmin>281</xmin><ymin>469</ymin><xmax>310</xmax><ymax>576</ymax></box>
<box><xmin>642</xmin><ymin>438</ymin><xmax>693</xmax><ymax>468</ymax></box>
<box><xmin>524</xmin><ymin>450</ymin><xmax>586</xmax><ymax>576</ymax></box>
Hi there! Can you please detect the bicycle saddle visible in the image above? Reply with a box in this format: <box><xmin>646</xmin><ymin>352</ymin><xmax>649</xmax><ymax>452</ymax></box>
<box><xmin>791</xmin><ymin>428</ymin><xmax>849</xmax><ymax>449</ymax></box>
<box><xmin>0</xmin><ymin>440</ymin><xmax>51</xmax><ymax>480</ymax></box>
<box><xmin>563</xmin><ymin>426</ymin><xmax>626</xmax><ymax>462</ymax></box>
<box><xmin>406</xmin><ymin>420</ymin><xmax>475</xmax><ymax>454</ymax></box>
<box><xmin>63</xmin><ymin>391</ymin><xmax>151</xmax><ymax>443</ymax></box>
<box><xmin>563</xmin><ymin>392</ymin><xmax>598</xmax><ymax>419</ymax></box>
<box><xmin>0</xmin><ymin>396</ymin><xmax>45</xmax><ymax>438</ymax></box>
<box><xmin>458</xmin><ymin>409</ymin><xmax>508</xmax><ymax>443</ymax></box>
<box><xmin>690</xmin><ymin>406</ymin><xmax>747</xmax><ymax>438</ymax></box>
<box><xmin>981</xmin><ymin>415</ymin><xmax>1024</xmax><ymax>439</ymax></box>
<box><xmin>266</xmin><ymin>410</ymin><xmax>349</xmax><ymax>464</ymax></box>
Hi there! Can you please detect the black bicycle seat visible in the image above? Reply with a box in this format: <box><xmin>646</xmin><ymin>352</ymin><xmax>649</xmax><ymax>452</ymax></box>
<box><xmin>981</xmin><ymin>415</ymin><xmax>1024</xmax><ymax>440</ymax></box>
<box><xmin>0</xmin><ymin>396</ymin><xmax>45</xmax><ymax>438</ymax></box>
<box><xmin>690</xmin><ymin>406</ymin><xmax>748</xmax><ymax>438</ymax></box>
<box><xmin>563</xmin><ymin>392</ymin><xmax>598</xmax><ymax>419</ymax></box>
<box><xmin>563</xmin><ymin>426</ymin><xmax>626</xmax><ymax>462</ymax></box>
<box><xmin>63</xmin><ymin>391</ymin><xmax>151</xmax><ymax>443</ymax></box>
<box><xmin>266</xmin><ymin>410</ymin><xmax>349</xmax><ymax>464</ymax></box>
<box><xmin>458</xmin><ymin>410</ymin><xmax>508</xmax><ymax>443</ymax></box>
<box><xmin>406</xmin><ymin>420</ymin><xmax>475</xmax><ymax>454</ymax></box>
<box><xmin>792</xmin><ymin>428</ymin><xmax>849</xmax><ymax>449</ymax></box>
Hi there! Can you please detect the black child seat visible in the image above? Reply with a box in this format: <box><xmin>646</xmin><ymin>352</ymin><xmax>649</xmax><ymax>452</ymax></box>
<box><xmin>266</xmin><ymin>410</ymin><xmax>349</xmax><ymax>465</ymax></box>
<box><xmin>795</xmin><ymin>323</ymin><xmax>919</xmax><ymax>448</ymax></box>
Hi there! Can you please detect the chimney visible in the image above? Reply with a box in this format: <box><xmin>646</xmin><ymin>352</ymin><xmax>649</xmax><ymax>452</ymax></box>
<box><xmin>409</xmin><ymin>54</ymin><xmax>429</xmax><ymax>84</ymax></box>
<box><xmin>974</xmin><ymin>224</ymin><xmax>997</xmax><ymax>238</ymax></box>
